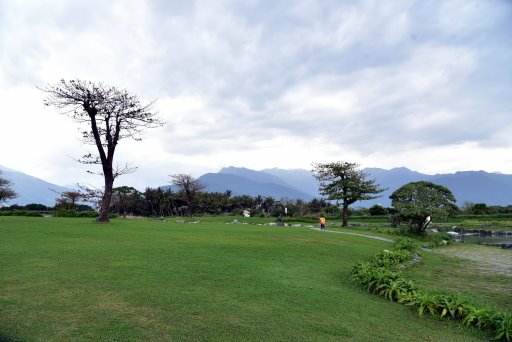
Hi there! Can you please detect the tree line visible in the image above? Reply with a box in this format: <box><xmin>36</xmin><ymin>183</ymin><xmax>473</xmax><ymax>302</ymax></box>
<box><xmin>48</xmin><ymin>185</ymin><xmax>338</xmax><ymax>218</ymax></box>
<box><xmin>2</xmin><ymin>79</ymin><xmax>504</xmax><ymax>236</ymax></box>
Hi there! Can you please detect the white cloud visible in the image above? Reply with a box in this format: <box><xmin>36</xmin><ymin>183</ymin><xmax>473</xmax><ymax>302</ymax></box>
<box><xmin>0</xmin><ymin>0</ymin><xmax>511</xmax><ymax>189</ymax></box>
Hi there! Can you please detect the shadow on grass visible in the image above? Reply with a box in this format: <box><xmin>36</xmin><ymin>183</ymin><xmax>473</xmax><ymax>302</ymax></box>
<box><xmin>0</xmin><ymin>332</ymin><xmax>20</xmax><ymax>342</ymax></box>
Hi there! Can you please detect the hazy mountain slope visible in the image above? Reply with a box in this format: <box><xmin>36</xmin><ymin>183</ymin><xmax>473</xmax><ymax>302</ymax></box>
<box><xmin>203</xmin><ymin>167</ymin><xmax>512</xmax><ymax>206</ymax></box>
<box><xmin>431</xmin><ymin>171</ymin><xmax>511</xmax><ymax>206</ymax></box>
<box><xmin>219</xmin><ymin>167</ymin><xmax>296</xmax><ymax>189</ymax></box>
<box><xmin>358</xmin><ymin>167</ymin><xmax>431</xmax><ymax>207</ymax></box>
<box><xmin>0</xmin><ymin>165</ymin><xmax>71</xmax><ymax>206</ymax></box>
<box><xmin>261</xmin><ymin>168</ymin><xmax>320</xmax><ymax>197</ymax></box>
<box><xmin>197</xmin><ymin>173</ymin><xmax>315</xmax><ymax>200</ymax></box>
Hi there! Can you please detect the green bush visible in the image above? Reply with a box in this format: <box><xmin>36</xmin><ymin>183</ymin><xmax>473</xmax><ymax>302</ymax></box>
<box><xmin>370</xmin><ymin>249</ymin><xmax>413</xmax><ymax>268</ymax></box>
<box><xmin>377</xmin><ymin>277</ymin><xmax>417</xmax><ymax>302</ymax></box>
<box><xmin>351</xmin><ymin>239</ymin><xmax>418</xmax><ymax>301</ymax></box>
<box><xmin>389</xmin><ymin>229</ymin><xmax>451</xmax><ymax>248</ymax></box>
<box><xmin>0</xmin><ymin>210</ymin><xmax>43</xmax><ymax>217</ymax></box>
<box><xmin>393</xmin><ymin>237</ymin><xmax>417</xmax><ymax>252</ymax></box>
<box><xmin>54</xmin><ymin>210</ymin><xmax>99</xmax><ymax>218</ymax></box>
<box><xmin>492</xmin><ymin>311</ymin><xmax>512</xmax><ymax>341</ymax></box>
<box><xmin>464</xmin><ymin>308</ymin><xmax>512</xmax><ymax>341</ymax></box>
<box><xmin>434</xmin><ymin>293</ymin><xmax>472</xmax><ymax>319</ymax></box>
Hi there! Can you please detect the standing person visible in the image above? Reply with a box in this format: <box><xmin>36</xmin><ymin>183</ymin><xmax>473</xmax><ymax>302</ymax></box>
<box><xmin>319</xmin><ymin>215</ymin><xmax>326</xmax><ymax>230</ymax></box>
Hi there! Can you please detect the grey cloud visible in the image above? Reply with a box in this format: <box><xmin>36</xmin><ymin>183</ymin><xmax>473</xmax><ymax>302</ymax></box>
<box><xmin>1</xmin><ymin>0</ymin><xmax>511</xmax><ymax>167</ymax></box>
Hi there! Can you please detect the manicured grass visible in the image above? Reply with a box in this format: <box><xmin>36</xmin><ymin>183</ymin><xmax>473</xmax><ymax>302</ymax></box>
<box><xmin>0</xmin><ymin>217</ymin><xmax>488</xmax><ymax>341</ymax></box>
<box><xmin>404</xmin><ymin>244</ymin><xmax>512</xmax><ymax>312</ymax></box>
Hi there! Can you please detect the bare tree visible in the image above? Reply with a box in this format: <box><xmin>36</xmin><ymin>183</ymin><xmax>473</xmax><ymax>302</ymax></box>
<box><xmin>76</xmin><ymin>184</ymin><xmax>104</xmax><ymax>211</ymax></box>
<box><xmin>42</xmin><ymin>79</ymin><xmax>163</xmax><ymax>222</ymax></box>
<box><xmin>171</xmin><ymin>174</ymin><xmax>206</xmax><ymax>216</ymax></box>
<box><xmin>0</xmin><ymin>171</ymin><xmax>17</xmax><ymax>204</ymax></box>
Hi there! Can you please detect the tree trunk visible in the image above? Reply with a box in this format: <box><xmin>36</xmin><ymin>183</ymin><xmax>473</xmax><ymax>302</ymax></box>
<box><xmin>97</xmin><ymin>174</ymin><xmax>114</xmax><ymax>222</ymax></box>
<box><xmin>342</xmin><ymin>205</ymin><xmax>349</xmax><ymax>227</ymax></box>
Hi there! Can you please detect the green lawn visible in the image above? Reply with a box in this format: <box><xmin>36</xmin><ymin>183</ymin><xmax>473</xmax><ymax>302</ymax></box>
<box><xmin>0</xmin><ymin>217</ymin><xmax>490</xmax><ymax>341</ymax></box>
<box><xmin>405</xmin><ymin>244</ymin><xmax>512</xmax><ymax>312</ymax></box>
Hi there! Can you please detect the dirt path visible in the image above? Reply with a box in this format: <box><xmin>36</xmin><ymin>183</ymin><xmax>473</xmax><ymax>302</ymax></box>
<box><xmin>435</xmin><ymin>244</ymin><xmax>512</xmax><ymax>278</ymax></box>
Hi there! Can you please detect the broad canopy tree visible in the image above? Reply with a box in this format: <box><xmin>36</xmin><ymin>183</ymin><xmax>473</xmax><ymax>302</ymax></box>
<box><xmin>111</xmin><ymin>186</ymin><xmax>143</xmax><ymax>217</ymax></box>
<box><xmin>54</xmin><ymin>191</ymin><xmax>83</xmax><ymax>211</ymax></box>
<box><xmin>42</xmin><ymin>79</ymin><xmax>162</xmax><ymax>222</ymax></box>
<box><xmin>390</xmin><ymin>181</ymin><xmax>457</xmax><ymax>234</ymax></box>
<box><xmin>312</xmin><ymin>161</ymin><xmax>385</xmax><ymax>227</ymax></box>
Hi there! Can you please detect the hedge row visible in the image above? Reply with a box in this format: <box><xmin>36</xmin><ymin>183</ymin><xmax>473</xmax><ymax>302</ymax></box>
<box><xmin>0</xmin><ymin>210</ymin><xmax>43</xmax><ymax>217</ymax></box>
<box><xmin>0</xmin><ymin>210</ymin><xmax>121</xmax><ymax>219</ymax></box>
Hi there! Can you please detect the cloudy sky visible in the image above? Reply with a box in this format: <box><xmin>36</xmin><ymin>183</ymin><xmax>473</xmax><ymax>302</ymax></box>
<box><xmin>1</xmin><ymin>0</ymin><xmax>511</xmax><ymax>189</ymax></box>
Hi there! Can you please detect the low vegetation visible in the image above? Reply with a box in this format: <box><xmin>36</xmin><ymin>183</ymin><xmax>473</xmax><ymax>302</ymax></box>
<box><xmin>351</xmin><ymin>237</ymin><xmax>512</xmax><ymax>341</ymax></box>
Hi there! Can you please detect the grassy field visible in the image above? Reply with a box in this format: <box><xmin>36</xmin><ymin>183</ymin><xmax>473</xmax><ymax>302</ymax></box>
<box><xmin>405</xmin><ymin>244</ymin><xmax>512</xmax><ymax>312</ymax></box>
<box><xmin>346</xmin><ymin>215</ymin><xmax>512</xmax><ymax>231</ymax></box>
<box><xmin>0</xmin><ymin>216</ymin><xmax>496</xmax><ymax>341</ymax></box>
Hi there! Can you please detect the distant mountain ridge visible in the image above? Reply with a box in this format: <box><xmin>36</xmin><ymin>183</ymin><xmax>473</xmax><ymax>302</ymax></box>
<box><xmin>3</xmin><ymin>164</ymin><xmax>512</xmax><ymax>208</ymax></box>
<box><xmin>197</xmin><ymin>172</ymin><xmax>315</xmax><ymax>200</ymax></box>
<box><xmin>0</xmin><ymin>165</ymin><xmax>71</xmax><ymax>206</ymax></box>
<box><xmin>192</xmin><ymin>166</ymin><xmax>512</xmax><ymax>207</ymax></box>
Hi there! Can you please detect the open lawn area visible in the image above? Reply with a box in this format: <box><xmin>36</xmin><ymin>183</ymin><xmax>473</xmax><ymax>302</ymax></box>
<box><xmin>0</xmin><ymin>217</ymin><xmax>494</xmax><ymax>341</ymax></box>
<box><xmin>405</xmin><ymin>244</ymin><xmax>512</xmax><ymax>312</ymax></box>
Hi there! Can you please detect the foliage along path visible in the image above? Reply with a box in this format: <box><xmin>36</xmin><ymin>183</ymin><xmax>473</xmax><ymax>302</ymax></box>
<box><xmin>310</xmin><ymin>226</ymin><xmax>512</xmax><ymax>278</ymax></box>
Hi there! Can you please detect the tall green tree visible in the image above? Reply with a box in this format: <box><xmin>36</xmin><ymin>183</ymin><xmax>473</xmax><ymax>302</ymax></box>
<box><xmin>111</xmin><ymin>186</ymin><xmax>143</xmax><ymax>217</ymax></box>
<box><xmin>312</xmin><ymin>161</ymin><xmax>384</xmax><ymax>227</ymax></box>
<box><xmin>390</xmin><ymin>181</ymin><xmax>457</xmax><ymax>234</ymax></box>
<box><xmin>42</xmin><ymin>79</ymin><xmax>163</xmax><ymax>222</ymax></box>
<box><xmin>261</xmin><ymin>196</ymin><xmax>276</xmax><ymax>217</ymax></box>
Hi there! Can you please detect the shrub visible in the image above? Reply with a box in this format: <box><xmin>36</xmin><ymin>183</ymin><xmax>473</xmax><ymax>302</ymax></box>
<box><xmin>463</xmin><ymin>307</ymin><xmax>497</xmax><ymax>329</ymax></box>
<box><xmin>369</xmin><ymin>204</ymin><xmax>389</xmax><ymax>216</ymax></box>
<box><xmin>0</xmin><ymin>210</ymin><xmax>43</xmax><ymax>217</ymax></box>
<box><xmin>464</xmin><ymin>308</ymin><xmax>512</xmax><ymax>341</ymax></box>
<box><xmin>362</xmin><ymin>269</ymin><xmax>400</xmax><ymax>294</ymax></box>
<box><xmin>415</xmin><ymin>293</ymin><xmax>439</xmax><ymax>317</ymax></box>
<box><xmin>54</xmin><ymin>210</ymin><xmax>99</xmax><ymax>218</ymax></box>
<box><xmin>493</xmin><ymin>312</ymin><xmax>512</xmax><ymax>342</ymax></box>
<box><xmin>370</xmin><ymin>249</ymin><xmax>413</xmax><ymax>268</ymax></box>
<box><xmin>377</xmin><ymin>277</ymin><xmax>417</xmax><ymax>302</ymax></box>
<box><xmin>393</xmin><ymin>237</ymin><xmax>417</xmax><ymax>252</ymax></box>
<box><xmin>434</xmin><ymin>293</ymin><xmax>472</xmax><ymax>319</ymax></box>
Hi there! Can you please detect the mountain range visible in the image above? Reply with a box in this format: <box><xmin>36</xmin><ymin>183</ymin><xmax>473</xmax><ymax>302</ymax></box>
<box><xmin>0</xmin><ymin>165</ymin><xmax>71</xmax><ymax>206</ymax></box>
<box><xmin>2</xmin><ymin>164</ymin><xmax>512</xmax><ymax>207</ymax></box>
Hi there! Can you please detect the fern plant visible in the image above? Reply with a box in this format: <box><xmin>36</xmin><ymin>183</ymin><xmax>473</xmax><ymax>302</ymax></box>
<box><xmin>492</xmin><ymin>312</ymin><xmax>512</xmax><ymax>341</ymax></box>
<box><xmin>415</xmin><ymin>293</ymin><xmax>439</xmax><ymax>316</ymax></box>
<box><xmin>377</xmin><ymin>277</ymin><xmax>417</xmax><ymax>302</ymax></box>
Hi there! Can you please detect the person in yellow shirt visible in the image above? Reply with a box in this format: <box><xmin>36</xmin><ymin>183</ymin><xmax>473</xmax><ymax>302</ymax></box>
<box><xmin>319</xmin><ymin>215</ymin><xmax>326</xmax><ymax>230</ymax></box>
